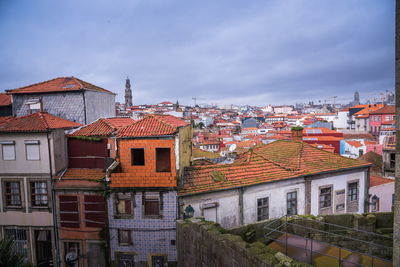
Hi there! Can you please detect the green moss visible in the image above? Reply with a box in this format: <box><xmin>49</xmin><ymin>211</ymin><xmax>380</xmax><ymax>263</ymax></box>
<box><xmin>291</xmin><ymin>126</ymin><xmax>304</xmax><ymax>131</ymax></box>
<box><xmin>211</xmin><ymin>170</ymin><xmax>226</xmax><ymax>182</ymax></box>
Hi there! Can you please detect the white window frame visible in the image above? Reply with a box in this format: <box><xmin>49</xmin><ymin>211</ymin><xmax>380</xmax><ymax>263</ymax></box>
<box><xmin>1</xmin><ymin>141</ymin><xmax>16</xmax><ymax>161</ymax></box>
<box><xmin>25</xmin><ymin>140</ymin><xmax>40</xmax><ymax>161</ymax></box>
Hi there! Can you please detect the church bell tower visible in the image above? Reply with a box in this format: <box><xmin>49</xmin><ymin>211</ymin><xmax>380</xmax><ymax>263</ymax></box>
<box><xmin>125</xmin><ymin>77</ymin><xmax>133</xmax><ymax>107</ymax></box>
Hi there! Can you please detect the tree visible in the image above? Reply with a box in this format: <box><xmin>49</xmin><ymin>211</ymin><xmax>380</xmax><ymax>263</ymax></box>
<box><xmin>0</xmin><ymin>237</ymin><xmax>32</xmax><ymax>267</ymax></box>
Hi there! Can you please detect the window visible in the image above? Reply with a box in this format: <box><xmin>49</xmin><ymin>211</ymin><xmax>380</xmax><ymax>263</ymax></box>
<box><xmin>257</xmin><ymin>197</ymin><xmax>269</xmax><ymax>221</ymax></box>
<box><xmin>358</xmin><ymin>149</ymin><xmax>364</xmax><ymax>157</ymax></box>
<box><xmin>64</xmin><ymin>242</ymin><xmax>80</xmax><ymax>265</ymax></box>
<box><xmin>386</xmin><ymin>115</ymin><xmax>390</xmax><ymax>121</ymax></box>
<box><xmin>390</xmin><ymin>153</ymin><xmax>396</xmax><ymax>169</ymax></box>
<box><xmin>59</xmin><ymin>195</ymin><xmax>80</xmax><ymax>228</ymax></box>
<box><xmin>25</xmin><ymin>140</ymin><xmax>40</xmax><ymax>160</ymax></box>
<box><xmin>156</xmin><ymin>148</ymin><xmax>171</xmax><ymax>172</ymax></box>
<box><xmin>4</xmin><ymin>181</ymin><xmax>22</xmax><ymax>207</ymax></box>
<box><xmin>115</xmin><ymin>193</ymin><xmax>133</xmax><ymax>217</ymax></box>
<box><xmin>348</xmin><ymin>182</ymin><xmax>358</xmax><ymax>202</ymax></box>
<box><xmin>84</xmin><ymin>195</ymin><xmax>106</xmax><ymax>228</ymax></box>
<box><xmin>1</xmin><ymin>141</ymin><xmax>15</xmax><ymax>160</ymax></box>
<box><xmin>131</xmin><ymin>148</ymin><xmax>145</xmax><ymax>166</ymax></box>
<box><xmin>371</xmin><ymin>195</ymin><xmax>379</xmax><ymax>212</ymax></box>
<box><xmin>30</xmin><ymin>181</ymin><xmax>48</xmax><ymax>207</ymax></box>
<box><xmin>118</xmin><ymin>230</ymin><xmax>132</xmax><ymax>246</ymax></box>
<box><xmin>287</xmin><ymin>191</ymin><xmax>297</xmax><ymax>215</ymax></box>
<box><xmin>143</xmin><ymin>192</ymin><xmax>161</xmax><ymax>217</ymax></box>
<box><xmin>319</xmin><ymin>187</ymin><xmax>332</xmax><ymax>209</ymax></box>
<box><xmin>151</xmin><ymin>255</ymin><xmax>166</xmax><ymax>267</ymax></box>
<box><xmin>5</xmin><ymin>229</ymin><xmax>28</xmax><ymax>259</ymax></box>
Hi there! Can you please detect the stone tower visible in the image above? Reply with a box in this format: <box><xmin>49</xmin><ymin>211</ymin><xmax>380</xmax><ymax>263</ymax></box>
<box><xmin>353</xmin><ymin>91</ymin><xmax>360</xmax><ymax>105</ymax></box>
<box><xmin>125</xmin><ymin>77</ymin><xmax>133</xmax><ymax>107</ymax></box>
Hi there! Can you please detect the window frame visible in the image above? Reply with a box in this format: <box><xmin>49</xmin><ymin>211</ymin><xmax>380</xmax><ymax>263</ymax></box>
<box><xmin>3</xmin><ymin>180</ymin><xmax>24</xmax><ymax>209</ymax></box>
<box><xmin>25</xmin><ymin>140</ymin><xmax>40</xmax><ymax>161</ymax></box>
<box><xmin>143</xmin><ymin>192</ymin><xmax>162</xmax><ymax>219</ymax></box>
<box><xmin>155</xmin><ymin>148</ymin><xmax>171</xmax><ymax>173</ymax></box>
<box><xmin>114</xmin><ymin>192</ymin><xmax>134</xmax><ymax>218</ymax></box>
<box><xmin>131</xmin><ymin>148</ymin><xmax>145</xmax><ymax>166</ymax></box>
<box><xmin>286</xmin><ymin>191</ymin><xmax>298</xmax><ymax>215</ymax></box>
<box><xmin>1</xmin><ymin>141</ymin><xmax>16</xmax><ymax>161</ymax></box>
<box><xmin>347</xmin><ymin>181</ymin><xmax>359</xmax><ymax>202</ymax></box>
<box><xmin>257</xmin><ymin>196</ymin><xmax>269</xmax><ymax>221</ymax></box>
<box><xmin>319</xmin><ymin>186</ymin><xmax>332</xmax><ymax>210</ymax></box>
<box><xmin>29</xmin><ymin>180</ymin><xmax>49</xmax><ymax>208</ymax></box>
<box><xmin>118</xmin><ymin>229</ymin><xmax>133</xmax><ymax>246</ymax></box>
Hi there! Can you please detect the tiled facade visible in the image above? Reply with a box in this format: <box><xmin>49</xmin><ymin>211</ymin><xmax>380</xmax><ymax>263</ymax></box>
<box><xmin>108</xmin><ymin>191</ymin><xmax>177</xmax><ymax>264</ymax></box>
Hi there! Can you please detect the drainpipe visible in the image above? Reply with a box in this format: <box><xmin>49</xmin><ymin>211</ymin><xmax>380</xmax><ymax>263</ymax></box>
<box><xmin>82</xmin><ymin>91</ymin><xmax>87</xmax><ymax>124</ymax></box>
<box><xmin>47</xmin><ymin>131</ymin><xmax>60</xmax><ymax>267</ymax></box>
<box><xmin>238</xmin><ymin>187</ymin><xmax>244</xmax><ymax>226</ymax></box>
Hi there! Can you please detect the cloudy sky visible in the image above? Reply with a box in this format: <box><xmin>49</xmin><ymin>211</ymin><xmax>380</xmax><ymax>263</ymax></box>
<box><xmin>0</xmin><ymin>0</ymin><xmax>395</xmax><ymax>106</ymax></box>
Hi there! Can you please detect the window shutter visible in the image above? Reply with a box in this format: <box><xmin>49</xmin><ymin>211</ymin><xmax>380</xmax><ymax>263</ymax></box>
<box><xmin>84</xmin><ymin>195</ymin><xmax>106</xmax><ymax>228</ymax></box>
<box><xmin>2</xmin><ymin>144</ymin><xmax>15</xmax><ymax>160</ymax></box>
<box><xmin>59</xmin><ymin>195</ymin><xmax>79</xmax><ymax>228</ymax></box>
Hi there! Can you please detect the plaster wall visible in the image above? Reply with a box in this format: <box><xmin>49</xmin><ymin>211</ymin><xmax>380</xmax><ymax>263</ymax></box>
<box><xmin>369</xmin><ymin>182</ymin><xmax>395</xmax><ymax>212</ymax></box>
<box><xmin>310</xmin><ymin>170</ymin><xmax>366</xmax><ymax>215</ymax></box>
<box><xmin>84</xmin><ymin>90</ymin><xmax>115</xmax><ymax>123</ymax></box>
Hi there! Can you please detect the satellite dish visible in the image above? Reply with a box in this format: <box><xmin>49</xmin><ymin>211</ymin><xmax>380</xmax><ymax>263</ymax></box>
<box><xmin>65</xmin><ymin>251</ymin><xmax>78</xmax><ymax>263</ymax></box>
<box><xmin>229</xmin><ymin>144</ymin><xmax>237</xmax><ymax>152</ymax></box>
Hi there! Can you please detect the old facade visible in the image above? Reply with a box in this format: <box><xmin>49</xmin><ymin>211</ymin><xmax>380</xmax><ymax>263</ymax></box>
<box><xmin>7</xmin><ymin>77</ymin><xmax>116</xmax><ymax>124</ymax></box>
<box><xmin>108</xmin><ymin>114</ymin><xmax>192</xmax><ymax>267</ymax></box>
<box><xmin>0</xmin><ymin>112</ymin><xmax>80</xmax><ymax>266</ymax></box>
<box><xmin>179</xmin><ymin>140</ymin><xmax>370</xmax><ymax>228</ymax></box>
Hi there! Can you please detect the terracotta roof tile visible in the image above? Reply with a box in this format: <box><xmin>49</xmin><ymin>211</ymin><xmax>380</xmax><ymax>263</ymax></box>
<box><xmin>346</xmin><ymin>140</ymin><xmax>363</xmax><ymax>148</ymax></box>
<box><xmin>54</xmin><ymin>168</ymin><xmax>105</xmax><ymax>188</ymax></box>
<box><xmin>370</xmin><ymin>175</ymin><xmax>394</xmax><ymax>187</ymax></box>
<box><xmin>369</xmin><ymin>105</ymin><xmax>395</xmax><ymax>115</ymax></box>
<box><xmin>7</xmin><ymin>77</ymin><xmax>115</xmax><ymax>95</ymax></box>
<box><xmin>0</xmin><ymin>93</ymin><xmax>11</xmax><ymax>106</ymax></box>
<box><xmin>180</xmin><ymin>141</ymin><xmax>369</xmax><ymax>196</ymax></box>
<box><xmin>70</xmin><ymin>117</ymin><xmax>135</xmax><ymax>137</ymax></box>
<box><xmin>117</xmin><ymin>114</ymin><xmax>188</xmax><ymax>137</ymax></box>
<box><xmin>0</xmin><ymin>112</ymin><xmax>81</xmax><ymax>132</ymax></box>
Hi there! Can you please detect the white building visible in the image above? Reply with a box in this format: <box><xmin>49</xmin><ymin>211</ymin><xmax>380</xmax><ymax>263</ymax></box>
<box><xmin>369</xmin><ymin>176</ymin><xmax>395</xmax><ymax>212</ymax></box>
<box><xmin>333</xmin><ymin>109</ymin><xmax>349</xmax><ymax>129</ymax></box>
<box><xmin>179</xmin><ymin>140</ymin><xmax>370</xmax><ymax>228</ymax></box>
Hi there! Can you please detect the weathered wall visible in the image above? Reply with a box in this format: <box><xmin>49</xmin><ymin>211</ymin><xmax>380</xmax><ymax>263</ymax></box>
<box><xmin>369</xmin><ymin>181</ymin><xmax>395</xmax><ymax>212</ymax></box>
<box><xmin>12</xmin><ymin>92</ymin><xmax>86</xmax><ymax>123</ymax></box>
<box><xmin>84</xmin><ymin>90</ymin><xmax>115</xmax><ymax>123</ymax></box>
<box><xmin>177</xmin><ymin>218</ymin><xmax>311</xmax><ymax>267</ymax></box>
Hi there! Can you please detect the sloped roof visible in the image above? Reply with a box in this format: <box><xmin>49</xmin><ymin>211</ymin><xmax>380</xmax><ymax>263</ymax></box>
<box><xmin>343</xmin><ymin>133</ymin><xmax>374</xmax><ymax>140</ymax></box>
<box><xmin>370</xmin><ymin>175</ymin><xmax>394</xmax><ymax>187</ymax></box>
<box><xmin>369</xmin><ymin>105</ymin><xmax>395</xmax><ymax>115</ymax></box>
<box><xmin>346</xmin><ymin>140</ymin><xmax>363</xmax><ymax>148</ymax></box>
<box><xmin>358</xmin><ymin>151</ymin><xmax>382</xmax><ymax>173</ymax></box>
<box><xmin>7</xmin><ymin>77</ymin><xmax>115</xmax><ymax>95</ymax></box>
<box><xmin>0</xmin><ymin>112</ymin><xmax>81</xmax><ymax>133</ymax></box>
<box><xmin>0</xmin><ymin>93</ymin><xmax>11</xmax><ymax>106</ymax></box>
<box><xmin>180</xmin><ymin>141</ymin><xmax>370</xmax><ymax>196</ymax></box>
<box><xmin>70</xmin><ymin>117</ymin><xmax>135</xmax><ymax>137</ymax></box>
<box><xmin>117</xmin><ymin>114</ymin><xmax>188</xmax><ymax>137</ymax></box>
<box><xmin>54</xmin><ymin>168</ymin><xmax>105</xmax><ymax>189</ymax></box>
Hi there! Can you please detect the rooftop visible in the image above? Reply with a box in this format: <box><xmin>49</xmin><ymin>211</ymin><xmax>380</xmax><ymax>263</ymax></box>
<box><xmin>180</xmin><ymin>141</ymin><xmax>369</xmax><ymax>196</ymax></box>
<box><xmin>0</xmin><ymin>93</ymin><xmax>11</xmax><ymax>106</ymax></box>
<box><xmin>0</xmin><ymin>112</ymin><xmax>81</xmax><ymax>133</ymax></box>
<box><xmin>6</xmin><ymin>77</ymin><xmax>115</xmax><ymax>95</ymax></box>
<box><xmin>70</xmin><ymin>117</ymin><xmax>135</xmax><ymax>137</ymax></box>
<box><xmin>117</xmin><ymin>114</ymin><xmax>188</xmax><ymax>137</ymax></box>
<box><xmin>370</xmin><ymin>175</ymin><xmax>394</xmax><ymax>187</ymax></box>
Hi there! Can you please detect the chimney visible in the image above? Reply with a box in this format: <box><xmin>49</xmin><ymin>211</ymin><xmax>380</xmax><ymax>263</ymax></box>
<box><xmin>291</xmin><ymin>127</ymin><xmax>303</xmax><ymax>142</ymax></box>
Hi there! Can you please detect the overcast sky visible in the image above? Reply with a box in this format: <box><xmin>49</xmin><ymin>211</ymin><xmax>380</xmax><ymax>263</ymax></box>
<box><xmin>0</xmin><ymin>0</ymin><xmax>395</xmax><ymax>106</ymax></box>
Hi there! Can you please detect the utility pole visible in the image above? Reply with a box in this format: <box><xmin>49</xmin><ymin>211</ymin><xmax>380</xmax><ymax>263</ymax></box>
<box><xmin>393</xmin><ymin>1</ymin><xmax>400</xmax><ymax>266</ymax></box>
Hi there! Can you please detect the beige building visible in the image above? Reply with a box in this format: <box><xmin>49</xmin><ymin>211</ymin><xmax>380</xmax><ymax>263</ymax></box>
<box><xmin>0</xmin><ymin>112</ymin><xmax>80</xmax><ymax>266</ymax></box>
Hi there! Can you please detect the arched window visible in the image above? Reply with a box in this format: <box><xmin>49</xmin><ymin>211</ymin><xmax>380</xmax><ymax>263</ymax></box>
<box><xmin>371</xmin><ymin>195</ymin><xmax>379</xmax><ymax>212</ymax></box>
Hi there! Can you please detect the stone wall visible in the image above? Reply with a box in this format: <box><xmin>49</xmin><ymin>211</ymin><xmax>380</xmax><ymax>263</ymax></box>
<box><xmin>177</xmin><ymin>218</ymin><xmax>311</xmax><ymax>267</ymax></box>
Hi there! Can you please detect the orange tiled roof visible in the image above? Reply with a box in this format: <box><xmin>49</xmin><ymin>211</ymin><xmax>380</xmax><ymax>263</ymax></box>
<box><xmin>54</xmin><ymin>168</ymin><xmax>105</xmax><ymax>188</ymax></box>
<box><xmin>7</xmin><ymin>77</ymin><xmax>115</xmax><ymax>95</ymax></box>
<box><xmin>0</xmin><ymin>116</ymin><xmax>13</xmax><ymax>125</ymax></box>
<box><xmin>180</xmin><ymin>141</ymin><xmax>370</xmax><ymax>195</ymax></box>
<box><xmin>346</xmin><ymin>140</ymin><xmax>363</xmax><ymax>148</ymax></box>
<box><xmin>70</xmin><ymin>117</ymin><xmax>135</xmax><ymax>137</ymax></box>
<box><xmin>370</xmin><ymin>175</ymin><xmax>394</xmax><ymax>187</ymax></box>
<box><xmin>0</xmin><ymin>93</ymin><xmax>11</xmax><ymax>106</ymax></box>
<box><xmin>353</xmin><ymin>104</ymin><xmax>384</xmax><ymax>116</ymax></box>
<box><xmin>369</xmin><ymin>105</ymin><xmax>395</xmax><ymax>115</ymax></box>
<box><xmin>0</xmin><ymin>112</ymin><xmax>81</xmax><ymax>133</ymax></box>
<box><xmin>118</xmin><ymin>114</ymin><xmax>188</xmax><ymax>137</ymax></box>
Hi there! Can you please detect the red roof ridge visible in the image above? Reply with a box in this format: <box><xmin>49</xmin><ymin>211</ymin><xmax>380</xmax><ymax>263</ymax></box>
<box><xmin>38</xmin><ymin>112</ymin><xmax>50</xmax><ymax>129</ymax></box>
<box><xmin>6</xmin><ymin>77</ymin><xmax>63</xmax><ymax>92</ymax></box>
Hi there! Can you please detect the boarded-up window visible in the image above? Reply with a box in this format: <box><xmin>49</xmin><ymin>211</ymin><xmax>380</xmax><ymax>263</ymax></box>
<box><xmin>116</xmin><ymin>193</ymin><xmax>133</xmax><ymax>216</ymax></box>
<box><xmin>118</xmin><ymin>230</ymin><xmax>132</xmax><ymax>246</ymax></box>
<box><xmin>84</xmin><ymin>195</ymin><xmax>106</xmax><ymax>228</ymax></box>
<box><xmin>156</xmin><ymin>148</ymin><xmax>171</xmax><ymax>172</ymax></box>
<box><xmin>59</xmin><ymin>195</ymin><xmax>79</xmax><ymax>228</ymax></box>
<box><xmin>131</xmin><ymin>148</ymin><xmax>145</xmax><ymax>166</ymax></box>
<box><xmin>144</xmin><ymin>192</ymin><xmax>161</xmax><ymax>217</ymax></box>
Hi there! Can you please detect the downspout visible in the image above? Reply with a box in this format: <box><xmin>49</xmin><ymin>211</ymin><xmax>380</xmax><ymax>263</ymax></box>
<box><xmin>238</xmin><ymin>187</ymin><xmax>244</xmax><ymax>226</ymax></box>
<box><xmin>47</xmin><ymin>131</ymin><xmax>61</xmax><ymax>267</ymax></box>
<box><xmin>82</xmin><ymin>91</ymin><xmax>87</xmax><ymax>124</ymax></box>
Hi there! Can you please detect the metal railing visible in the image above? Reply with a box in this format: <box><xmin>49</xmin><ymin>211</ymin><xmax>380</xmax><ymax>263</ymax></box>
<box><xmin>264</xmin><ymin>215</ymin><xmax>393</xmax><ymax>267</ymax></box>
